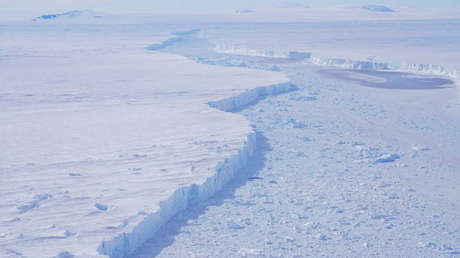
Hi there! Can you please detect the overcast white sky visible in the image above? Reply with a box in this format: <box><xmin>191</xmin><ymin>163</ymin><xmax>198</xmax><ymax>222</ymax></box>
<box><xmin>1</xmin><ymin>0</ymin><xmax>459</xmax><ymax>15</ymax></box>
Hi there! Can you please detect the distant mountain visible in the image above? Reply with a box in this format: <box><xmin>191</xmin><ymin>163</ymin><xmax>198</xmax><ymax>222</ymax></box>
<box><xmin>362</xmin><ymin>5</ymin><xmax>395</xmax><ymax>13</ymax></box>
<box><xmin>32</xmin><ymin>10</ymin><xmax>102</xmax><ymax>21</ymax></box>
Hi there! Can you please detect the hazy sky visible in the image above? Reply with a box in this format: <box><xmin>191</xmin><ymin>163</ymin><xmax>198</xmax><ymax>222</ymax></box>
<box><xmin>2</xmin><ymin>0</ymin><xmax>459</xmax><ymax>14</ymax></box>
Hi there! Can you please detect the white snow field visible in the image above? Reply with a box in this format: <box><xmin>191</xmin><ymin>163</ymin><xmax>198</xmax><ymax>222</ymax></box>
<box><xmin>1</xmin><ymin>7</ymin><xmax>460</xmax><ymax>258</ymax></box>
<box><xmin>0</xmin><ymin>24</ymin><xmax>290</xmax><ymax>257</ymax></box>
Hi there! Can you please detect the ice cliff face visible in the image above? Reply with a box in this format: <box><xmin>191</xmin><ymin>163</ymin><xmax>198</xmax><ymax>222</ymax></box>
<box><xmin>310</xmin><ymin>56</ymin><xmax>458</xmax><ymax>79</ymax></box>
<box><xmin>212</xmin><ymin>41</ymin><xmax>458</xmax><ymax>92</ymax></box>
<box><xmin>208</xmin><ymin>82</ymin><xmax>298</xmax><ymax>112</ymax></box>
<box><xmin>146</xmin><ymin>38</ymin><xmax>185</xmax><ymax>51</ymax></box>
<box><xmin>97</xmin><ymin>82</ymin><xmax>297</xmax><ymax>257</ymax></box>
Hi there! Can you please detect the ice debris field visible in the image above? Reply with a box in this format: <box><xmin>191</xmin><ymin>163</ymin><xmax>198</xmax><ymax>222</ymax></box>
<box><xmin>1</xmin><ymin>6</ymin><xmax>460</xmax><ymax>258</ymax></box>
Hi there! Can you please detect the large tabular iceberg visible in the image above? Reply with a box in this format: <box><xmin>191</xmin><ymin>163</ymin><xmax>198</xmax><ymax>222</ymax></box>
<box><xmin>0</xmin><ymin>25</ymin><xmax>290</xmax><ymax>257</ymax></box>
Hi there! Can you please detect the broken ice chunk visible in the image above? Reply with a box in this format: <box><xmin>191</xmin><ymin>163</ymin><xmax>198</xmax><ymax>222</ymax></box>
<box><xmin>95</xmin><ymin>203</ymin><xmax>108</xmax><ymax>211</ymax></box>
<box><xmin>411</xmin><ymin>146</ymin><xmax>431</xmax><ymax>151</ymax></box>
<box><xmin>375</xmin><ymin>154</ymin><xmax>400</xmax><ymax>163</ymax></box>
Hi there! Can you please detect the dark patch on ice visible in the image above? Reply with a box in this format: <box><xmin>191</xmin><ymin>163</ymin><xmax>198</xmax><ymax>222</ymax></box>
<box><xmin>32</xmin><ymin>10</ymin><xmax>100</xmax><ymax>21</ymax></box>
<box><xmin>303</xmin><ymin>137</ymin><xmax>312</xmax><ymax>142</ymax></box>
<box><xmin>319</xmin><ymin>69</ymin><xmax>454</xmax><ymax>90</ymax></box>
<box><xmin>146</xmin><ymin>37</ymin><xmax>185</xmax><ymax>51</ymax></box>
<box><xmin>105</xmin><ymin>220</ymin><xmax>129</xmax><ymax>230</ymax></box>
<box><xmin>290</xmin><ymin>95</ymin><xmax>317</xmax><ymax>102</ymax></box>
<box><xmin>133</xmin><ymin>154</ymin><xmax>148</xmax><ymax>159</ymax></box>
<box><xmin>375</xmin><ymin>154</ymin><xmax>400</xmax><ymax>163</ymax></box>
<box><xmin>95</xmin><ymin>203</ymin><xmax>108</xmax><ymax>211</ymax></box>
<box><xmin>55</xmin><ymin>251</ymin><xmax>75</xmax><ymax>258</ymax></box>
<box><xmin>248</xmin><ymin>176</ymin><xmax>264</xmax><ymax>180</ymax></box>
<box><xmin>17</xmin><ymin>194</ymin><xmax>51</xmax><ymax>214</ymax></box>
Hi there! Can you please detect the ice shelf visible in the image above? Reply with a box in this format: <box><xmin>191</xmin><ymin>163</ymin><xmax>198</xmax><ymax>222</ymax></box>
<box><xmin>0</xmin><ymin>26</ymin><xmax>290</xmax><ymax>257</ymax></box>
<box><xmin>98</xmin><ymin>81</ymin><xmax>297</xmax><ymax>258</ymax></box>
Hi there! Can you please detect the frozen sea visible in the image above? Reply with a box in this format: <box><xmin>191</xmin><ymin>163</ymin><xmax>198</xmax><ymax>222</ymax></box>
<box><xmin>135</xmin><ymin>21</ymin><xmax>460</xmax><ymax>257</ymax></box>
<box><xmin>1</xmin><ymin>13</ymin><xmax>460</xmax><ymax>258</ymax></box>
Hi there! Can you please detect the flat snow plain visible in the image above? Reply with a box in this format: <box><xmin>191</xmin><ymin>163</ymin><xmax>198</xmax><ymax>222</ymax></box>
<box><xmin>0</xmin><ymin>25</ymin><xmax>288</xmax><ymax>257</ymax></box>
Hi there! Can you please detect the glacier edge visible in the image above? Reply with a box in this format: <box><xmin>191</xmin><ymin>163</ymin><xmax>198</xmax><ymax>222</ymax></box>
<box><xmin>97</xmin><ymin>81</ymin><xmax>297</xmax><ymax>258</ymax></box>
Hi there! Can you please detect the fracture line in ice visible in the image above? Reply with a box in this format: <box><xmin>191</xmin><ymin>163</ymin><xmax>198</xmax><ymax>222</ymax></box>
<box><xmin>97</xmin><ymin>81</ymin><xmax>297</xmax><ymax>257</ymax></box>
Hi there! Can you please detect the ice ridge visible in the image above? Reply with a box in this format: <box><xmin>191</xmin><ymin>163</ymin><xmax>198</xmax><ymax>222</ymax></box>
<box><xmin>145</xmin><ymin>37</ymin><xmax>185</xmax><ymax>51</ymax></box>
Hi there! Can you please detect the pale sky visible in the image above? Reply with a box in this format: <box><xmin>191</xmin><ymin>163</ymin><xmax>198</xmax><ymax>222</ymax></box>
<box><xmin>2</xmin><ymin>0</ymin><xmax>459</xmax><ymax>15</ymax></box>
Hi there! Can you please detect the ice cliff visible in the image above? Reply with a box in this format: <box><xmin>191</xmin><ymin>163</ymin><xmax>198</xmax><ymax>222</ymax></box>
<box><xmin>97</xmin><ymin>82</ymin><xmax>297</xmax><ymax>257</ymax></box>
